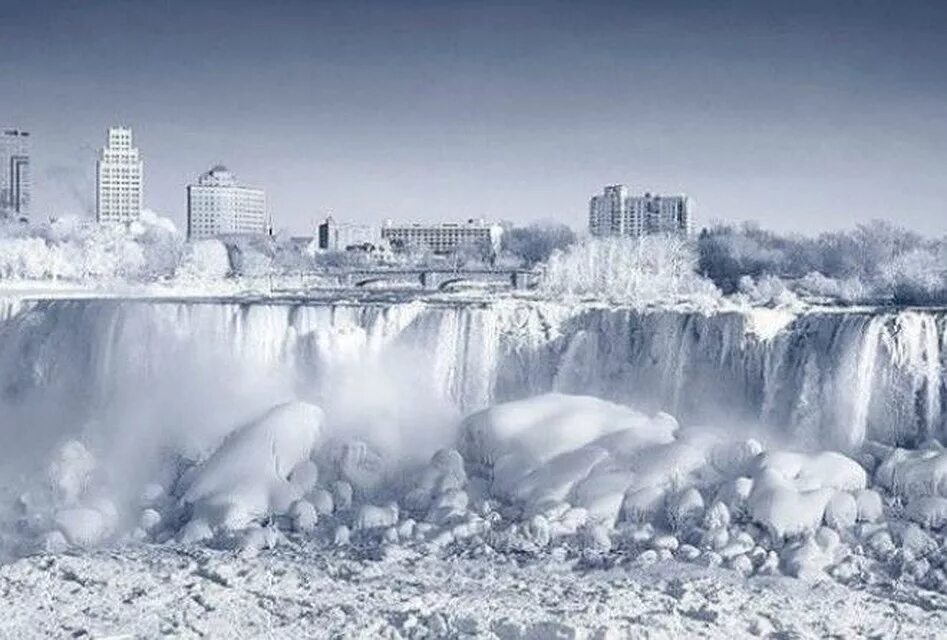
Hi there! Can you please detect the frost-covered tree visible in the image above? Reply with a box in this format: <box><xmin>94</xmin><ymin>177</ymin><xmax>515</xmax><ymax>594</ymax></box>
<box><xmin>697</xmin><ymin>220</ymin><xmax>947</xmax><ymax>304</ymax></box>
<box><xmin>541</xmin><ymin>235</ymin><xmax>720</xmax><ymax>306</ymax></box>
<box><xmin>500</xmin><ymin>222</ymin><xmax>576</xmax><ymax>268</ymax></box>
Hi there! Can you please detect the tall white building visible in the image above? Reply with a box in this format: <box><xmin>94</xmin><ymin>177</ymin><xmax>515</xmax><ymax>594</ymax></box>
<box><xmin>187</xmin><ymin>165</ymin><xmax>267</xmax><ymax>240</ymax></box>
<box><xmin>589</xmin><ymin>185</ymin><xmax>692</xmax><ymax>237</ymax></box>
<box><xmin>381</xmin><ymin>219</ymin><xmax>503</xmax><ymax>255</ymax></box>
<box><xmin>0</xmin><ymin>128</ymin><xmax>31</xmax><ymax>220</ymax></box>
<box><xmin>96</xmin><ymin>127</ymin><xmax>143</xmax><ymax>224</ymax></box>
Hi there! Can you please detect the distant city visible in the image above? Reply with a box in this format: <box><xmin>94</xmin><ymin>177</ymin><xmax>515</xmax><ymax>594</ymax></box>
<box><xmin>1</xmin><ymin>125</ymin><xmax>693</xmax><ymax>257</ymax></box>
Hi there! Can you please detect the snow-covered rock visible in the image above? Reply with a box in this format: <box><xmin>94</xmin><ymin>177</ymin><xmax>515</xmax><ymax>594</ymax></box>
<box><xmin>180</xmin><ymin>402</ymin><xmax>324</xmax><ymax>533</ymax></box>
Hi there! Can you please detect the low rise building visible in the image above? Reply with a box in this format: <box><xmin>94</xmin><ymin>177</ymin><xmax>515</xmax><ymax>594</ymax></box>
<box><xmin>317</xmin><ymin>216</ymin><xmax>377</xmax><ymax>251</ymax></box>
<box><xmin>381</xmin><ymin>219</ymin><xmax>503</xmax><ymax>255</ymax></box>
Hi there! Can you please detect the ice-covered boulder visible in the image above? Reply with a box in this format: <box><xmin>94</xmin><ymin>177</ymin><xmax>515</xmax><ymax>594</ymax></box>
<box><xmin>288</xmin><ymin>461</ymin><xmax>319</xmax><ymax>494</ymax></box>
<box><xmin>781</xmin><ymin>537</ymin><xmax>833</xmax><ymax>579</ymax></box>
<box><xmin>47</xmin><ymin>440</ymin><xmax>96</xmax><ymax>505</ymax></box>
<box><xmin>744</xmin><ymin>451</ymin><xmax>866</xmax><ymax>538</ymax></box>
<box><xmin>824</xmin><ymin>492</ymin><xmax>857</xmax><ymax>530</ymax></box>
<box><xmin>461</xmin><ymin>394</ymin><xmax>686</xmax><ymax>527</ymax></box>
<box><xmin>54</xmin><ymin>507</ymin><xmax>108</xmax><ymax>547</ymax></box>
<box><xmin>180</xmin><ymin>401</ymin><xmax>324</xmax><ymax>533</ymax></box>
<box><xmin>746</xmin><ymin>470</ymin><xmax>835</xmax><ymax>538</ymax></box>
<box><xmin>854</xmin><ymin>489</ymin><xmax>884</xmax><ymax>522</ymax></box>
<box><xmin>905</xmin><ymin>496</ymin><xmax>947</xmax><ymax>529</ymax></box>
<box><xmin>308</xmin><ymin>488</ymin><xmax>334</xmax><ymax>515</ymax></box>
<box><xmin>666</xmin><ymin>487</ymin><xmax>704</xmax><ymax>531</ymax></box>
<box><xmin>289</xmin><ymin>500</ymin><xmax>318</xmax><ymax>532</ymax></box>
<box><xmin>333</xmin><ymin>441</ymin><xmax>386</xmax><ymax>491</ymax></box>
<box><xmin>354</xmin><ymin>503</ymin><xmax>399</xmax><ymax>531</ymax></box>
<box><xmin>332</xmin><ymin>481</ymin><xmax>353</xmax><ymax>511</ymax></box>
<box><xmin>876</xmin><ymin>448</ymin><xmax>947</xmax><ymax>499</ymax></box>
<box><xmin>750</xmin><ymin>451</ymin><xmax>867</xmax><ymax>492</ymax></box>
<box><xmin>462</xmin><ymin>393</ymin><xmax>675</xmax><ymax>470</ymax></box>
<box><xmin>139</xmin><ymin>508</ymin><xmax>162</xmax><ymax>532</ymax></box>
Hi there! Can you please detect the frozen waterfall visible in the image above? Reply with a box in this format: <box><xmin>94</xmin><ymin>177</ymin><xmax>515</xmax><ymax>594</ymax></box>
<box><xmin>0</xmin><ymin>298</ymin><xmax>944</xmax><ymax>462</ymax></box>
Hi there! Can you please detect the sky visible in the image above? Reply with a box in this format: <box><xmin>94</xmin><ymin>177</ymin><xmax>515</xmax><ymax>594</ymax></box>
<box><xmin>2</xmin><ymin>0</ymin><xmax>947</xmax><ymax>235</ymax></box>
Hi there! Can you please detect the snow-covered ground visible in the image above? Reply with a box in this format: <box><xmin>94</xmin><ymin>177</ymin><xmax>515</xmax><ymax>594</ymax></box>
<box><xmin>4</xmin><ymin>540</ymin><xmax>947</xmax><ymax>639</ymax></box>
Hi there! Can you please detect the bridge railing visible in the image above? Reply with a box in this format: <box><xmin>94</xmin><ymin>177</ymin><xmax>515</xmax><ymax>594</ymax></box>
<box><xmin>263</xmin><ymin>267</ymin><xmax>540</xmax><ymax>294</ymax></box>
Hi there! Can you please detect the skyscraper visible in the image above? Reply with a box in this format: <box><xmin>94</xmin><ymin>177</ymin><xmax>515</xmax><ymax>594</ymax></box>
<box><xmin>96</xmin><ymin>127</ymin><xmax>143</xmax><ymax>224</ymax></box>
<box><xmin>186</xmin><ymin>165</ymin><xmax>267</xmax><ymax>240</ymax></box>
<box><xmin>0</xmin><ymin>128</ymin><xmax>31</xmax><ymax>220</ymax></box>
<box><xmin>589</xmin><ymin>185</ymin><xmax>692</xmax><ymax>237</ymax></box>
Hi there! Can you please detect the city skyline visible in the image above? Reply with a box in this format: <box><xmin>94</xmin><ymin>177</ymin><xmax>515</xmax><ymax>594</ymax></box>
<box><xmin>4</xmin><ymin>1</ymin><xmax>947</xmax><ymax>235</ymax></box>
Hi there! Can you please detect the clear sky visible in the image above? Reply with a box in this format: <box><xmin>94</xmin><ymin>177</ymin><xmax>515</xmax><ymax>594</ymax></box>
<box><xmin>3</xmin><ymin>0</ymin><xmax>946</xmax><ymax>235</ymax></box>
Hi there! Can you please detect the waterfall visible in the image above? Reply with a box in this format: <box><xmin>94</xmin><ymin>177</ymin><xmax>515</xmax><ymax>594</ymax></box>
<box><xmin>0</xmin><ymin>298</ymin><xmax>945</xmax><ymax>459</ymax></box>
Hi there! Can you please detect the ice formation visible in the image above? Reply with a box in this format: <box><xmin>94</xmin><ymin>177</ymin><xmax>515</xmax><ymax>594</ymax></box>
<box><xmin>0</xmin><ymin>295</ymin><xmax>946</xmax><ymax>586</ymax></box>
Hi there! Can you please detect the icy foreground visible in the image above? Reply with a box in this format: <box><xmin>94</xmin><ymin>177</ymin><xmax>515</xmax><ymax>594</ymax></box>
<box><xmin>4</xmin><ymin>543</ymin><xmax>947</xmax><ymax>639</ymax></box>
<box><xmin>2</xmin><ymin>297</ymin><xmax>947</xmax><ymax>636</ymax></box>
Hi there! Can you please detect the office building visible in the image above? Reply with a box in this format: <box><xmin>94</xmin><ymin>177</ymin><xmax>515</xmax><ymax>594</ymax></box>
<box><xmin>381</xmin><ymin>219</ymin><xmax>503</xmax><ymax>255</ymax></box>
<box><xmin>0</xmin><ymin>128</ymin><xmax>31</xmax><ymax>220</ymax></box>
<box><xmin>96</xmin><ymin>127</ymin><xmax>143</xmax><ymax>224</ymax></box>
<box><xmin>187</xmin><ymin>165</ymin><xmax>267</xmax><ymax>239</ymax></box>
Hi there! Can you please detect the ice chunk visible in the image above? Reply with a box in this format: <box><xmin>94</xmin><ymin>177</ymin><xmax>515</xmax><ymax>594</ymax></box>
<box><xmin>666</xmin><ymin>487</ymin><xmax>704</xmax><ymax>531</ymax></box>
<box><xmin>462</xmin><ymin>393</ymin><xmax>675</xmax><ymax>468</ymax></box>
<box><xmin>824</xmin><ymin>492</ymin><xmax>857</xmax><ymax>530</ymax></box>
<box><xmin>354</xmin><ymin>503</ymin><xmax>399</xmax><ymax>531</ymax></box>
<box><xmin>308</xmin><ymin>488</ymin><xmax>334</xmax><ymax>515</ymax></box>
<box><xmin>47</xmin><ymin>440</ymin><xmax>96</xmax><ymax>505</ymax></box>
<box><xmin>854</xmin><ymin>489</ymin><xmax>883</xmax><ymax>522</ymax></box>
<box><xmin>288</xmin><ymin>461</ymin><xmax>319</xmax><ymax>493</ymax></box>
<box><xmin>905</xmin><ymin>496</ymin><xmax>947</xmax><ymax>529</ymax></box>
<box><xmin>876</xmin><ymin>448</ymin><xmax>947</xmax><ymax>499</ymax></box>
<box><xmin>747</xmin><ymin>469</ymin><xmax>834</xmax><ymax>538</ymax></box>
<box><xmin>289</xmin><ymin>500</ymin><xmax>318</xmax><ymax>532</ymax></box>
<box><xmin>54</xmin><ymin>507</ymin><xmax>107</xmax><ymax>547</ymax></box>
<box><xmin>750</xmin><ymin>451</ymin><xmax>867</xmax><ymax>492</ymax></box>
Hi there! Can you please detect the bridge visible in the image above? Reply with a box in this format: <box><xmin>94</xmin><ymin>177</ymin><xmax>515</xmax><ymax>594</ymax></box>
<box><xmin>332</xmin><ymin>268</ymin><xmax>539</xmax><ymax>291</ymax></box>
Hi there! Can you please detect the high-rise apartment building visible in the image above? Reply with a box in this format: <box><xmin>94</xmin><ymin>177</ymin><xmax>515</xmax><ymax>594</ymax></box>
<box><xmin>589</xmin><ymin>185</ymin><xmax>692</xmax><ymax>237</ymax></box>
<box><xmin>96</xmin><ymin>127</ymin><xmax>143</xmax><ymax>224</ymax></box>
<box><xmin>0</xmin><ymin>128</ymin><xmax>31</xmax><ymax>220</ymax></box>
<box><xmin>381</xmin><ymin>219</ymin><xmax>503</xmax><ymax>255</ymax></box>
<box><xmin>589</xmin><ymin>184</ymin><xmax>627</xmax><ymax>236</ymax></box>
<box><xmin>187</xmin><ymin>165</ymin><xmax>267</xmax><ymax>239</ymax></box>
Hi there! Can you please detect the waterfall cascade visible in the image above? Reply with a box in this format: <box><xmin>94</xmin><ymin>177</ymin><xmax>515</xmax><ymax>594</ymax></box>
<box><xmin>0</xmin><ymin>298</ymin><xmax>944</xmax><ymax>459</ymax></box>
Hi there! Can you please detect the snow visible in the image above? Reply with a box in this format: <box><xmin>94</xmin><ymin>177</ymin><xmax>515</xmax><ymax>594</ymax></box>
<box><xmin>4</xmin><ymin>543</ymin><xmax>947</xmax><ymax>639</ymax></box>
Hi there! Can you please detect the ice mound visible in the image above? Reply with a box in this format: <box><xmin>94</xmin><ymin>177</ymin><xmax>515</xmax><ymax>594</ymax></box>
<box><xmin>745</xmin><ymin>451</ymin><xmax>867</xmax><ymax>538</ymax></box>
<box><xmin>17</xmin><ymin>389</ymin><xmax>947</xmax><ymax>587</ymax></box>
<box><xmin>180</xmin><ymin>401</ymin><xmax>324</xmax><ymax>534</ymax></box>
<box><xmin>460</xmin><ymin>395</ymin><xmax>873</xmax><ymax>539</ymax></box>
<box><xmin>457</xmin><ymin>394</ymin><xmax>895</xmax><ymax>579</ymax></box>
<box><xmin>462</xmin><ymin>394</ymin><xmax>679</xmax><ymax>524</ymax></box>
